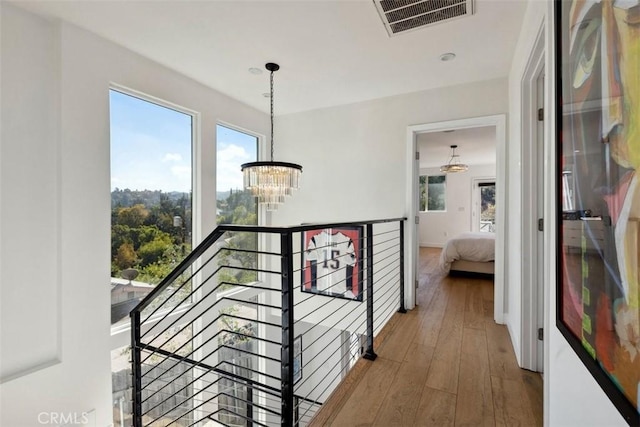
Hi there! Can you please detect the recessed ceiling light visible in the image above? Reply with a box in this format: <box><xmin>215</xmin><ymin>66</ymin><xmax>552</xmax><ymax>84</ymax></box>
<box><xmin>439</xmin><ymin>52</ymin><xmax>456</xmax><ymax>62</ymax></box>
<box><xmin>249</xmin><ymin>67</ymin><xmax>263</xmax><ymax>75</ymax></box>
<box><xmin>262</xmin><ymin>92</ymin><xmax>270</xmax><ymax>98</ymax></box>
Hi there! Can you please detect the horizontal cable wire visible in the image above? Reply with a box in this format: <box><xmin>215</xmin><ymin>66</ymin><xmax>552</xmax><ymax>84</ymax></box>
<box><xmin>297</xmin><ymin>329</ymin><xmax>366</xmax><ymax>421</ymax></box>
<box><xmin>373</xmin><ymin>282</ymin><xmax>402</xmax><ymax>333</ymax></box>
<box><xmin>141</xmin><ymin>263</ymin><xmax>281</xmax><ymax>340</ymax></box>
<box><xmin>143</xmin><ymin>358</ymin><xmax>284</xmax><ymax>418</ymax></box>
<box><xmin>294</xmin><ymin>286</ymin><xmax>367</xmax><ymax>325</ymax></box>
<box><xmin>140</xmin><ymin>298</ymin><xmax>280</xmax><ymax>366</ymax></box>
<box><xmin>141</xmin><ymin>331</ymin><xmax>281</xmax><ymax>403</ymax></box>
<box><xmin>140</xmin><ymin>279</ymin><xmax>249</xmax><ymax>360</ymax></box>
<box><xmin>295</xmin><ymin>308</ymin><xmax>369</xmax><ymax>394</ymax></box>
<box><xmin>140</xmin><ymin>244</ymin><xmax>228</xmax><ymax>326</ymax></box>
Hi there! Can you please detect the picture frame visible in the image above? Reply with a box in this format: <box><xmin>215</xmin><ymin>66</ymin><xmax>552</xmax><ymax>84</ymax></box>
<box><xmin>556</xmin><ymin>1</ymin><xmax>640</xmax><ymax>424</ymax></box>
<box><xmin>293</xmin><ymin>335</ymin><xmax>302</xmax><ymax>384</ymax></box>
<box><xmin>301</xmin><ymin>226</ymin><xmax>364</xmax><ymax>301</ymax></box>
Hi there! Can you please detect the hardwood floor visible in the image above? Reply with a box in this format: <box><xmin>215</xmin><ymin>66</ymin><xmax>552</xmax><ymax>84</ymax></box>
<box><xmin>311</xmin><ymin>247</ymin><xmax>542</xmax><ymax>427</ymax></box>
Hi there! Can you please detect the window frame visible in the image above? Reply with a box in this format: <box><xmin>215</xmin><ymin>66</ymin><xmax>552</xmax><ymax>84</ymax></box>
<box><xmin>109</xmin><ymin>83</ymin><xmax>200</xmax><ymax>338</ymax></box>
<box><xmin>419</xmin><ymin>174</ymin><xmax>447</xmax><ymax>212</ymax></box>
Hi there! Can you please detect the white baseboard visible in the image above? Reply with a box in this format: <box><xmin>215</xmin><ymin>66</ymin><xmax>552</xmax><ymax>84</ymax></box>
<box><xmin>420</xmin><ymin>242</ymin><xmax>444</xmax><ymax>248</ymax></box>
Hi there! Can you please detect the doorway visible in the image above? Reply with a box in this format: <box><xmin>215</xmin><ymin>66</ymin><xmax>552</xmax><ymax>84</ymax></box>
<box><xmin>406</xmin><ymin>115</ymin><xmax>507</xmax><ymax>323</ymax></box>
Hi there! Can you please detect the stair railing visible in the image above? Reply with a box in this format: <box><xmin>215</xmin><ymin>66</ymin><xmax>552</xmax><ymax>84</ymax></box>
<box><xmin>131</xmin><ymin>217</ymin><xmax>406</xmax><ymax>427</ymax></box>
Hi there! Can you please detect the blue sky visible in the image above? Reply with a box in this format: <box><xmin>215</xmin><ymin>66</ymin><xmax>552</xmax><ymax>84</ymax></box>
<box><xmin>110</xmin><ymin>90</ymin><xmax>257</xmax><ymax>193</ymax></box>
<box><xmin>216</xmin><ymin>124</ymin><xmax>258</xmax><ymax>192</ymax></box>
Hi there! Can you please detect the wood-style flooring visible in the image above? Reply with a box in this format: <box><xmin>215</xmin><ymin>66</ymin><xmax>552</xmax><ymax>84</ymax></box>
<box><xmin>310</xmin><ymin>247</ymin><xmax>543</xmax><ymax>427</ymax></box>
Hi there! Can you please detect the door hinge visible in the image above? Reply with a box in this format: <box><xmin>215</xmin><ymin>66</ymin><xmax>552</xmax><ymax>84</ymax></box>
<box><xmin>415</xmin><ymin>215</ymin><xmax>420</xmax><ymax>225</ymax></box>
<box><xmin>537</xmin><ymin>108</ymin><xmax>544</xmax><ymax>121</ymax></box>
<box><xmin>538</xmin><ymin>218</ymin><xmax>544</xmax><ymax>231</ymax></box>
<box><xmin>415</xmin><ymin>151</ymin><xmax>420</xmax><ymax>160</ymax></box>
<box><xmin>538</xmin><ymin>328</ymin><xmax>544</xmax><ymax>341</ymax></box>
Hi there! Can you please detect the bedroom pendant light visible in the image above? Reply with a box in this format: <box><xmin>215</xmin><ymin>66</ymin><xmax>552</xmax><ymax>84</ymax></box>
<box><xmin>241</xmin><ymin>63</ymin><xmax>302</xmax><ymax>211</ymax></box>
<box><xmin>440</xmin><ymin>144</ymin><xmax>469</xmax><ymax>173</ymax></box>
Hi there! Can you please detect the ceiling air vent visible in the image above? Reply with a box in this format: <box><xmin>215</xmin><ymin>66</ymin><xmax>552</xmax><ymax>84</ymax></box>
<box><xmin>374</xmin><ymin>0</ymin><xmax>474</xmax><ymax>36</ymax></box>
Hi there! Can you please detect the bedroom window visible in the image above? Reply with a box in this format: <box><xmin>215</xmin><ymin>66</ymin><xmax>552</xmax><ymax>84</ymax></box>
<box><xmin>419</xmin><ymin>175</ymin><xmax>446</xmax><ymax>212</ymax></box>
<box><xmin>479</xmin><ymin>182</ymin><xmax>496</xmax><ymax>232</ymax></box>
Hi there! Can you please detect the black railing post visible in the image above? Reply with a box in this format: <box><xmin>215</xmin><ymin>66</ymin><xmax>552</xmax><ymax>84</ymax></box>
<box><xmin>131</xmin><ymin>310</ymin><xmax>143</xmax><ymax>427</ymax></box>
<box><xmin>247</xmin><ymin>382</ymin><xmax>253</xmax><ymax>427</ymax></box>
<box><xmin>280</xmin><ymin>231</ymin><xmax>295</xmax><ymax>426</ymax></box>
<box><xmin>363</xmin><ymin>223</ymin><xmax>377</xmax><ymax>361</ymax></box>
<box><xmin>398</xmin><ymin>220</ymin><xmax>407</xmax><ymax>313</ymax></box>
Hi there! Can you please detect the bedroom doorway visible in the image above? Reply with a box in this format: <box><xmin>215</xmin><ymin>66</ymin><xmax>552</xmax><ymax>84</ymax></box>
<box><xmin>406</xmin><ymin>115</ymin><xmax>507</xmax><ymax>323</ymax></box>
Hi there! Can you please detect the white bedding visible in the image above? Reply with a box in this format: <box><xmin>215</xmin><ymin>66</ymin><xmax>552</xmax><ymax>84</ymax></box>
<box><xmin>439</xmin><ymin>232</ymin><xmax>496</xmax><ymax>274</ymax></box>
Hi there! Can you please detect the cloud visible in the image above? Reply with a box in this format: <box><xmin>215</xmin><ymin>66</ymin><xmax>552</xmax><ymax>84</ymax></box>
<box><xmin>217</xmin><ymin>144</ymin><xmax>251</xmax><ymax>190</ymax></box>
<box><xmin>217</xmin><ymin>144</ymin><xmax>251</xmax><ymax>163</ymax></box>
<box><xmin>171</xmin><ymin>165</ymin><xmax>191</xmax><ymax>179</ymax></box>
<box><xmin>163</xmin><ymin>153</ymin><xmax>183</xmax><ymax>162</ymax></box>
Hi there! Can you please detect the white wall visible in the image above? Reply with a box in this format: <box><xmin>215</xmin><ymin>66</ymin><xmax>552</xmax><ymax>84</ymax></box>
<box><xmin>509</xmin><ymin>1</ymin><xmax>626</xmax><ymax>425</ymax></box>
<box><xmin>418</xmin><ymin>164</ymin><xmax>496</xmax><ymax>247</ymax></box>
<box><xmin>271</xmin><ymin>78</ymin><xmax>508</xmax><ymax>227</ymax></box>
<box><xmin>0</xmin><ymin>5</ymin><xmax>268</xmax><ymax>425</ymax></box>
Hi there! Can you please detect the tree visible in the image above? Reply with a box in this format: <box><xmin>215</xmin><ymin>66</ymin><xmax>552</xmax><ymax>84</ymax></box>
<box><xmin>137</xmin><ymin>234</ymin><xmax>173</xmax><ymax>267</ymax></box>
<box><xmin>116</xmin><ymin>204</ymin><xmax>149</xmax><ymax>228</ymax></box>
<box><xmin>115</xmin><ymin>243</ymin><xmax>136</xmax><ymax>270</ymax></box>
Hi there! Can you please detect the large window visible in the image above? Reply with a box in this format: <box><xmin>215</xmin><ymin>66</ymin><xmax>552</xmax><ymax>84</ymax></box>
<box><xmin>216</xmin><ymin>124</ymin><xmax>259</xmax><ymax>286</ymax></box>
<box><xmin>215</xmin><ymin>125</ymin><xmax>260</xmax><ymax>426</ymax></box>
<box><xmin>419</xmin><ymin>175</ymin><xmax>446</xmax><ymax>212</ymax></box>
<box><xmin>216</xmin><ymin>124</ymin><xmax>258</xmax><ymax>225</ymax></box>
<box><xmin>109</xmin><ymin>88</ymin><xmax>194</xmax><ymax>426</ymax></box>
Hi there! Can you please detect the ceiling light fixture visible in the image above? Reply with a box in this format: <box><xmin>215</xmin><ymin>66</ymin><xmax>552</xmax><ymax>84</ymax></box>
<box><xmin>439</xmin><ymin>52</ymin><xmax>456</xmax><ymax>62</ymax></box>
<box><xmin>241</xmin><ymin>63</ymin><xmax>302</xmax><ymax>211</ymax></box>
<box><xmin>248</xmin><ymin>67</ymin><xmax>263</xmax><ymax>75</ymax></box>
<box><xmin>440</xmin><ymin>144</ymin><xmax>469</xmax><ymax>173</ymax></box>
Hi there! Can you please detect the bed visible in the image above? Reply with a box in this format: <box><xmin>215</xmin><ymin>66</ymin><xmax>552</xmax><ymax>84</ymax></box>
<box><xmin>439</xmin><ymin>232</ymin><xmax>495</xmax><ymax>277</ymax></box>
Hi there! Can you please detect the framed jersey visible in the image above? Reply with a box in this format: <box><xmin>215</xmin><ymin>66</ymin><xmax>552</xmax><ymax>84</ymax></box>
<box><xmin>301</xmin><ymin>226</ymin><xmax>364</xmax><ymax>301</ymax></box>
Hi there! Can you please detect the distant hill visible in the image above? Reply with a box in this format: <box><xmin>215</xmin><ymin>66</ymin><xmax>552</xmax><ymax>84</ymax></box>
<box><xmin>111</xmin><ymin>189</ymin><xmax>190</xmax><ymax>208</ymax></box>
<box><xmin>217</xmin><ymin>191</ymin><xmax>230</xmax><ymax>201</ymax></box>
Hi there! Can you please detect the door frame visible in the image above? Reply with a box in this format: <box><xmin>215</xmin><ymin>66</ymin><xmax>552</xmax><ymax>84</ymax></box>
<box><xmin>406</xmin><ymin>114</ymin><xmax>507</xmax><ymax>323</ymax></box>
<box><xmin>520</xmin><ymin>21</ymin><xmax>546</xmax><ymax>372</ymax></box>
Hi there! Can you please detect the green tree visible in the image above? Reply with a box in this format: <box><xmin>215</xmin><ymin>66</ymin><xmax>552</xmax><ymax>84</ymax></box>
<box><xmin>137</xmin><ymin>234</ymin><xmax>173</xmax><ymax>267</ymax></box>
<box><xmin>115</xmin><ymin>243</ymin><xmax>137</xmax><ymax>270</ymax></box>
<box><xmin>116</xmin><ymin>204</ymin><xmax>149</xmax><ymax>228</ymax></box>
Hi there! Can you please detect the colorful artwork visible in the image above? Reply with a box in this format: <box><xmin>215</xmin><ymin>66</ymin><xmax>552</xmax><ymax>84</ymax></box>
<box><xmin>557</xmin><ymin>0</ymin><xmax>640</xmax><ymax>423</ymax></box>
<box><xmin>301</xmin><ymin>227</ymin><xmax>364</xmax><ymax>301</ymax></box>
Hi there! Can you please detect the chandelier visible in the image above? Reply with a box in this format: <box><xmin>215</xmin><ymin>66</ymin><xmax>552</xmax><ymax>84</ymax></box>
<box><xmin>241</xmin><ymin>63</ymin><xmax>302</xmax><ymax>211</ymax></box>
<box><xmin>440</xmin><ymin>144</ymin><xmax>469</xmax><ymax>173</ymax></box>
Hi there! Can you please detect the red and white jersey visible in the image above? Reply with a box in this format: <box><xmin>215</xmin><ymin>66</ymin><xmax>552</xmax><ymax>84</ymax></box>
<box><xmin>305</xmin><ymin>230</ymin><xmax>356</xmax><ymax>294</ymax></box>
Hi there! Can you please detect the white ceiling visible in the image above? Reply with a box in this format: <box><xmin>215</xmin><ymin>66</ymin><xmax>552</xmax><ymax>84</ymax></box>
<box><xmin>13</xmin><ymin>0</ymin><xmax>528</xmax><ymax>115</ymax></box>
<box><xmin>417</xmin><ymin>126</ymin><xmax>496</xmax><ymax>169</ymax></box>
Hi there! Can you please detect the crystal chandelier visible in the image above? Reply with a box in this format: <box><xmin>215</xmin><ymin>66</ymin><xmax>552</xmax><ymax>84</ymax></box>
<box><xmin>440</xmin><ymin>144</ymin><xmax>469</xmax><ymax>173</ymax></box>
<box><xmin>241</xmin><ymin>63</ymin><xmax>302</xmax><ymax>211</ymax></box>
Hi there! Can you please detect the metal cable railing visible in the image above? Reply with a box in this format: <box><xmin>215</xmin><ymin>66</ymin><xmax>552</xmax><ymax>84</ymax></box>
<box><xmin>131</xmin><ymin>218</ymin><xmax>406</xmax><ymax>426</ymax></box>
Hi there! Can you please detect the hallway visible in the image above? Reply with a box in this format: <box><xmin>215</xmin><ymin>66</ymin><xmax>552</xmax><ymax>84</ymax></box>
<box><xmin>311</xmin><ymin>247</ymin><xmax>543</xmax><ymax>426</ymax></box>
